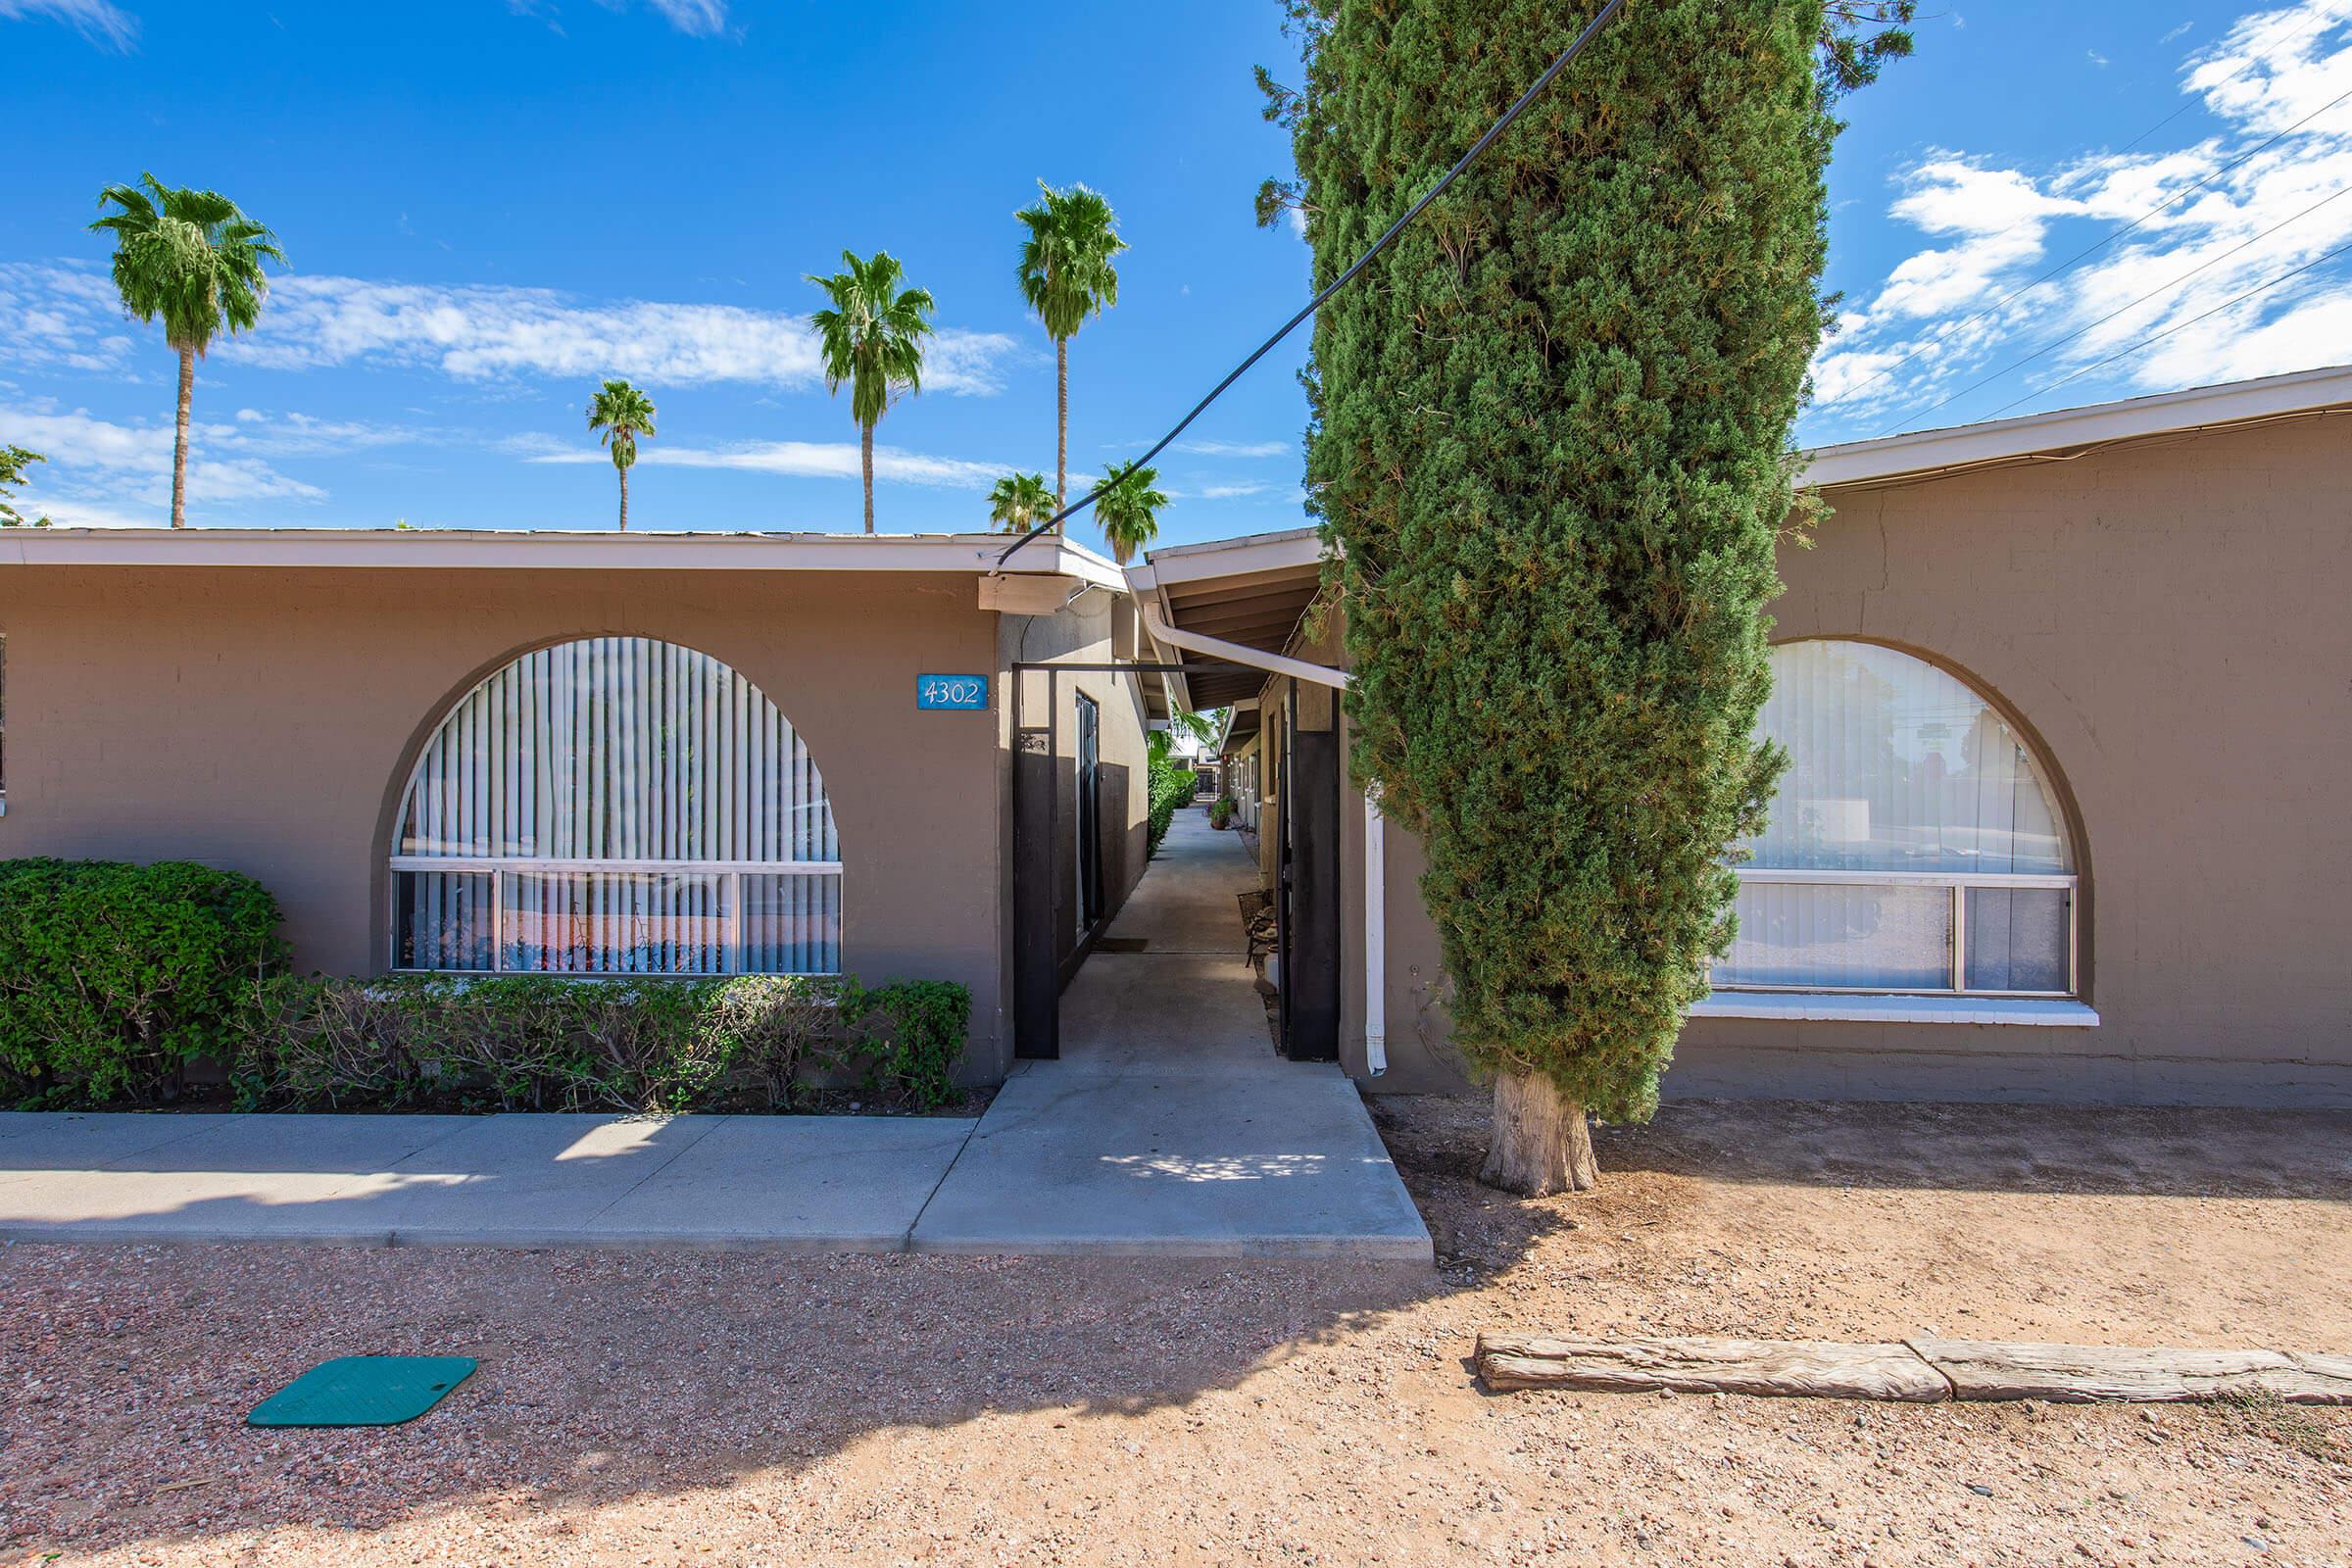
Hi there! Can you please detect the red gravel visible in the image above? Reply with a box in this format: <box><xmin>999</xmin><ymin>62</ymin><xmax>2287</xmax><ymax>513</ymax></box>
<box><xmin>6</xmin><ymin>1096</ymin><xmax>2348</xmax><ymax>1567</ymax></box>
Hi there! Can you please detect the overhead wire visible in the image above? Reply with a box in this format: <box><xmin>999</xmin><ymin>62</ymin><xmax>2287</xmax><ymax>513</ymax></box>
<box><xmin>1977</xmin><ymin>232</ymin><xmax>2352</xmax><ymax>420</ymax></box>
<box><xmin>995</xmin><ymin>0</ymin><xmax>1627</xmax><ymax>570</ymax></box>
<box><xmin>1882</xmin><ymin>176</ymin><xmax>2352</xmax><ymax>433</ymax></box>
<box><xmin>1826</xmin><ymin>77</ymin><xmax>2352</xmax><ymax>416</ymax></box>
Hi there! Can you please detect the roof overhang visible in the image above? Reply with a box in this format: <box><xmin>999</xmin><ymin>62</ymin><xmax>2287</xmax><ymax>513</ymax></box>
<box><xmin>1125</xmin><ymin>527</ymin><xmax>1332</xmax><ymax>712</ymax></box>
<box><xmin>0</xmin><ymin>527</ymin><xmax>1130</xmax><ymax>592</ymax></box>
<box><xmin>1801</xmin><ymin>362</ymin><xmax>2352</xmax><ymax>491</ymax></box>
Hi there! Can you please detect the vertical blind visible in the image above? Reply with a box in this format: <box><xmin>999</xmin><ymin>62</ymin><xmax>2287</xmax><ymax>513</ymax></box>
<box><xmin>1717</xmin><ymin>641</ymin><xmax>2076</xmax><ymax>995</ymax></box>
<box><xmin>391</xmin><ymin>638</ymin><xmax>841</xmax><ymax>975</ymax></box>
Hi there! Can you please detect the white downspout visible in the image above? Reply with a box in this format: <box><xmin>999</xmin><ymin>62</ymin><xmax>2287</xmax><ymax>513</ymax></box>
<box><xmin>1362</xmin><ymin>790</ymin><xmax>1387</xmax><ymax>1078</ymax></box>
<box><xmin>1136</xmin><ymin>599</ymin><xmax>1388</xmax><ymax>1078</ymax></box>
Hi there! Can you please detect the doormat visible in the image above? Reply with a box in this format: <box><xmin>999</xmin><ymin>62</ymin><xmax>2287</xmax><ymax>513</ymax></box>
<box><xmin>1095</xmin><ymin>938</ymin><xmax>1150</xmax><ymax>953</ymax></box>
<box><xmin>247</xmin><ymin>1355</ymin><xmax>478</xmax><ymax>1428</ymax></box>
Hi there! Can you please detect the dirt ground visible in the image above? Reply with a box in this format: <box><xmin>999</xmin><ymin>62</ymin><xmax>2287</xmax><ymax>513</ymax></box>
<box><xmin>5</xmin><ymin>1096</ymin><xmax>2349</xmax><ymax>1568</ymax></box>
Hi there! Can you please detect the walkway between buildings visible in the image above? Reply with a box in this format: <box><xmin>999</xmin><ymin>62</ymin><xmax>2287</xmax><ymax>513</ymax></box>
<box><xmin>0</xmin><ymin>811</ymin><xmax>1430</xmax><ymax>1261</ymax></box>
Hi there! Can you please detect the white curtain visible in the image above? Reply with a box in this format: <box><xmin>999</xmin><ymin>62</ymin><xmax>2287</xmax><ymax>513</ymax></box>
<box><xmin>1720</xmin><ymin>642</ymin><xmax>2073</xmax><ymax>993</ymax></box>
<box><xmin>392</xmin><ymin>638</ymin><xmax>841</xmax><ymax>975</ymax></box>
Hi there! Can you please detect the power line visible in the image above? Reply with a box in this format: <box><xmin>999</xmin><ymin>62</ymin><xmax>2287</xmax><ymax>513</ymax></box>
<box><xmin>1824</xmin><ymin>80</ymin><xmax>2352</xmax><ymax>415</ymax></box>
<box><xmin>1977</xmin><ymin>233</ymin><xmax>2352</xmax><ymax>421</ymax></box>
<box><xmin>2112</xmin><ymin>5</ymin><xmax>2333</xmax><ymax>157</ymax></box>
<box><xmin>1882</xmin><ymin>177</ymin><xmax>2352</xmax><ymax>433</ymax></box>
<box><xmin>995</xmin><ymin>0</ymin><xmax>1627</xmax><ymax>571</ymax></box>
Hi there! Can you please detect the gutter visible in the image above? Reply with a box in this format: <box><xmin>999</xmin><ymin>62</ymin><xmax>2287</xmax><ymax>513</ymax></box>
<box><xmin>1135</xmin><ymin>600</ymin><xmax>1388</xmax><ymax>1079</ymax></box>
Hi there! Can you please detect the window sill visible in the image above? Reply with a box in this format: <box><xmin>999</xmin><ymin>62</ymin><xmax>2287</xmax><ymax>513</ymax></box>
<box><xmin>1690</xmin><ymin>993</ymin><xmax>2100</xmax><ymax>1027</ymax></box>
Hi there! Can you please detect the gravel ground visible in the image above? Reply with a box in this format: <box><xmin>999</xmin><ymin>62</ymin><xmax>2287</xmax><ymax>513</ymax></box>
<box><xmin>5</xmin><ymin>1096</ymin><xmax>2349</xmax><ymax>1568</ymax></box>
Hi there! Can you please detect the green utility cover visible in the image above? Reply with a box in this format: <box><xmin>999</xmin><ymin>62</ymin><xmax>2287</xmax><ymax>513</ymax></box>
<box><xmin>247</xmin><ymin>1355</ymin><xmax>477</xmax><ymax>1428</ymax></box>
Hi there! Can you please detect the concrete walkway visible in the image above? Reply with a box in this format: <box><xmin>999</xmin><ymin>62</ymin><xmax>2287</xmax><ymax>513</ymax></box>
<box><xmin>0</xmin><ymin>810</ymin><xmax>1430</xmax><ymax>1261</ymax></box>
<box><xmin>911</xmin><ymin>809</ymin><xmax>1431</xmax><ymax>1258</ymax></box>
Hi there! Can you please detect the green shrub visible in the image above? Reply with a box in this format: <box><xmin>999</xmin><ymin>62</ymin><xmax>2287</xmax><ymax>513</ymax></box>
<box><xmin>232</xmin><ymin>971</ymin><xmax>967</xmax><ymax>1115</ymax></box>
<box><xmin>1146</xmin><ymin>758</ymin><xmax>1194</xmax><ymax>858</ymax></box>
<box><xmin>0</xmin><ymin>858</ymin><xmax>286</xmax><ymax>1105</ymax></box>
<box><xmin>853</xmin><ymin>980</ymin><xmax>971</xmax><ymax>1111</ymax></box>
<box><xmin>709</xmin><ymin>973</ymin><xmax>857</xmax><ymax>1109</ymax></box>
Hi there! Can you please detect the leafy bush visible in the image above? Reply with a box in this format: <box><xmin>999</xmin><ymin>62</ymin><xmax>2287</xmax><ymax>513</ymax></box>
<box><xmin>853</xmin><ymin>980</ymin><xmax>971</xmax><ymax>1112</ymax></box>
<box><xmin>0</xmin><ymin>858</ymin><xmax>286</xmax><ymax>1105</ymax></box>
<box><xmin>708</xmin><ymin>973</ymin><xmax>857</xmax><ymax>1109</ymax></box>
<box><xmin>1146</xmin><ymin>757</ymin><xmax>1194</xmax><ymax>858</ymax></box>
<box><xmin>232</xmin><ymin>971</ymin><xmax>968</xmax><ymax>1115</ymax></box>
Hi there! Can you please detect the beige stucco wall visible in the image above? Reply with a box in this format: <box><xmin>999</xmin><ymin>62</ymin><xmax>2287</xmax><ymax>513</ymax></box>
<box><xmin>1315</xmin><ymin>410</ymin><xmax>2352</xmax><ymax>1105</ymax></box>
<box><xmin>0</xmin><ymin>564</ymin><xmax>1053</xmax><ymax>1076</ymax></box>
<box><xmin>994</xmin><ymin>589</ymin><xmax>1154</xmax><ymax>1018</ymax></box>
<box><xmin>1673</xmin><ymin>412</ymin><xmax>2352</xmax><ymax>1105</ymax></box>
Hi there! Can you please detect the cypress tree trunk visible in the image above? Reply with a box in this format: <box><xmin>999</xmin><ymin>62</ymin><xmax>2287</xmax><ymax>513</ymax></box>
<box><xmin>171</xmin><ymin>345</ymin><xmax>195</xmax><ymax>529</ymax></box>
<box><xmin>1054</xmin><ymin>336</ymin><xmax>1069</xmax><ymax>518</ymax></box>
<box><xmin>1482</xmin><ymin>1072</ymin><xmax>1596</xmax><ymax>1195</ymax></box>
<box><xmin>861</xmin><ymin>422</ymin><xmax>875</xmax><ymax>533</ymax></box>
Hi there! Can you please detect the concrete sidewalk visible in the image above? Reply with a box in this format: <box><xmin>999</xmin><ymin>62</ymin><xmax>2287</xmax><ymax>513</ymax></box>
<box><xmin>0</xmin><ymin>1109</ymin><xmax>972</xmax><ymax>1250</ymax></box>
<box><xmin>0</xmin><ymin>811</ymin><xmax>1431</xmax><ymax>1261</ymax></box>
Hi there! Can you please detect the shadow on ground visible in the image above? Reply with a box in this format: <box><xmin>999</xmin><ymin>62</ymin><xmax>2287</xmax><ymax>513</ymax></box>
<box><xmin>11</xmin><ymin>1093</ymin><xmax>2352</xmax><ymax>1561</ymax></box>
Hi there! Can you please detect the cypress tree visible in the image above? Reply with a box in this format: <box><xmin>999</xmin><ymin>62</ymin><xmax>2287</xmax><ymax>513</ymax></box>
<box><xmin>1275</xmin><ymin>0</ymin><xmax>1906</xmax><ymax>1191</ymax></box>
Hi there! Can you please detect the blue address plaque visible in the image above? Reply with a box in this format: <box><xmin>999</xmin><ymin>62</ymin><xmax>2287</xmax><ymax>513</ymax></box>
<box><xmin>916</xmin><ymin>673</ymin><xmax>991</xmax><ymax>711</ymax></box>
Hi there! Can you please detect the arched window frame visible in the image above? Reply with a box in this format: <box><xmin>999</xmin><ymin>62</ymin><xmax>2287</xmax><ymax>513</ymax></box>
<box><xmin>1722</xmin><ymin>638</ymin><xmax>2080</xmax><ymax>1000</ymax></box>
<box><xmin>386</xmin><ymin>637</ymin><xmax>843</xmax><ymax>977</ymax></box>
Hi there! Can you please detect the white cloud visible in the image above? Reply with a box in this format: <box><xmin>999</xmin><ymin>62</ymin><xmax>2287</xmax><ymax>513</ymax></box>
<box><xmin>1</xmin><ymin>264</ymin><xmax>1020</xmax><ymax>397</ymax></box>
<box><xmin>1810</xmin><ymin>0</ymin><xmax>2352</xmax><ymax>431</ymax></box>
<box><xmin>2088</xmin><ymin>49</ymin><xmax>2112</xmax><ymax>67</ymax></box>
<box><xmin>514</xmin><ymin>0</ymin><xmax>728</xmax><ymax>35</ymax></box>
<box><xmin>524</xmin><ymin>438</ymin><xmax>1008</xmax><ymax>489</ymax></box>
<box><xmin>0</xmin><ymin>0</ymin><xmax>137</xmax><ymax>50</ymax></box>
<box><xmin>633</xmin><ymin>0</ymin><xmax>725</xmax><ymax>34</ymax></box>
<box><xmin>6</xmin><ymin>405</ymin><xmax>330</xmax><ymax>515</ymax></box>
<box><xmin>1197</xmin><ymin>482</ymin><xmax>1271</xmax><ymax>500</ymax></box>
<box><xmin>1174</xmin><ymin>439</ymin><xmax>1290</xmax><ymax>459</ymax></box>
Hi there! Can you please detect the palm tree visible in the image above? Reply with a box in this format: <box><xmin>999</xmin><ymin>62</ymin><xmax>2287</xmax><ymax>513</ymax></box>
<box><xmin>586</xmin><ymin>379</ymin><xmax>658</xmax><ymax>530</ymax></box>
<box><xmin>1093</xmin><ymin>460</ymin><xmax>1167</xmax><ymax>565</ymax></box>
<box><xmin>88</xmin><ymin>173</ymin><xmax>283</xmax><ymax>529</ymax></box>
<box><xmin>1014</xmin><ymin>181</ymin><xmax>1125</xmax><ymax>517</ymax></box>
<box><xmin>807</xmin><ymin>251</ymin><xmax>934</xmax><ymax>533</ymax></box>
<box><xmin>986</xmin><ymin>470</ymin><xmax>1054</xmax><ymax>533</ymax></box>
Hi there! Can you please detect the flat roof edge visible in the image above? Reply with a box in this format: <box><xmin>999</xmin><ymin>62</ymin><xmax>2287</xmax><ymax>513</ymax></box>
<box><xmin>0</xmin><ymin>529</ymin><xmax>1127</xmax><ymax>589</ymax></box>
<box><xmin>1803</xmin><ymin>362</ymin><xmax>2352</xmax><ymax>488</ymax></box>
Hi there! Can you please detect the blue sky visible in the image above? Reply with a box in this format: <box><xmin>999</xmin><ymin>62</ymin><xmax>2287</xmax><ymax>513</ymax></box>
<box><xmin>5</xmin><ymin>0</ymin><xmax>2351</xmax><ymax>549</ymax></box>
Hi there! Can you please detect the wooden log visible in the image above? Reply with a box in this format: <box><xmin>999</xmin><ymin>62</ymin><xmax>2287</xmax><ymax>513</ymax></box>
<box><xmin>1475</xmin><ymin>1333</ymin><xmax>1951</xmax><ymax>1402</ymax></box>
<box><xmin>1908</xmin><ymin>1338</ymin><xmax>2352</xmax><ymax>1405</ymax></box>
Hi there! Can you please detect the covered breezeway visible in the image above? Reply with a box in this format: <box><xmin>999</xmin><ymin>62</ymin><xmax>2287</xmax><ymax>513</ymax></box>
<box><xmin>912</xmin><ymin>807</ymin><xmax>1427</xmax><ymax>1257</ymax></box>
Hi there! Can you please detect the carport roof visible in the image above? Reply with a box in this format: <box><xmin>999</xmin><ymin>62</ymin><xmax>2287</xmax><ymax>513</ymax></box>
<box><xmin>1125</xmin><ymin>527</ymin><xmax>1330</xmax><ymax>713</ymax></box>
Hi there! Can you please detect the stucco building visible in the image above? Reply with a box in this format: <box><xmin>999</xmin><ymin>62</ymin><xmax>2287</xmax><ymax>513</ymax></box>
<box><xmin>4</xmin><ymin>366</ymin><xmax>2346</xmax><ymax>1105</ymax></box>
<box><xmin>1142</xmin><ymin>366</ymin><xmax>2352</xmax><ymax>1106</ymax></box>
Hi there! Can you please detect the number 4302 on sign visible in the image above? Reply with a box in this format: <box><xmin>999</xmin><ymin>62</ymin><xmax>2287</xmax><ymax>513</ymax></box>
<box><xmin>916</xmin><ymin>674</ymin><xmax>990</xmax><ymax>711</ymax></box>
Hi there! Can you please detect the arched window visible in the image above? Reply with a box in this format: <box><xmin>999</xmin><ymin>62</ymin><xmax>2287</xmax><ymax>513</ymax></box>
<box><xmin>389</xmin><ymin>638</ymin><xmax>841</xmax><ymax>975</ymax></box>
<box><xmin>1716</xmin><ymin>641</ymin><xmax>2077</xmax><ymax>997</ymax></box>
